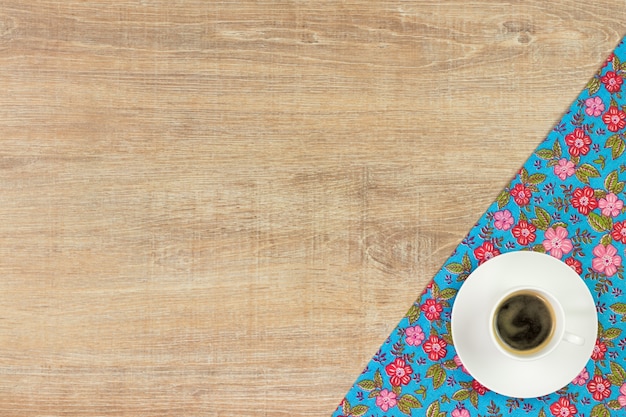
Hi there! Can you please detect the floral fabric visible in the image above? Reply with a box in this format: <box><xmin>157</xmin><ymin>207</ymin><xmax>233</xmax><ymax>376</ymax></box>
<box><xmin>333</xmin><ymin>38</ymin><xmax>626</xmax><ymax>417</ymax></box>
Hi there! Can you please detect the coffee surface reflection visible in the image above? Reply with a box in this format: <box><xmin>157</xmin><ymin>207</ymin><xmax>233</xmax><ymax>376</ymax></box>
<box><xmin>494</xmin><ymin>291</ymin><xmax>555</xmax><ymax>353</ymax></box>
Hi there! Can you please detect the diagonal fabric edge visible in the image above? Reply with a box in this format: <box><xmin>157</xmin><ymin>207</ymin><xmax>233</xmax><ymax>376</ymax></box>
<box><xmin>333</xmin><ymin>36</ymin><xmax>626</xmax><ymax>417</ymax></box>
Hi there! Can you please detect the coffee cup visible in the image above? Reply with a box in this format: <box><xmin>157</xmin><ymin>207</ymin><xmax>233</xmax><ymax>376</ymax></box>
<box><xmin>490</xmin><ymin>286</ymin><xmax>584</xmax><ymax>360</ymax></box>
<box><xmin>450</xmin><ymin>251</ymin><xmax>597</xmax><ymax>398</ymax></box>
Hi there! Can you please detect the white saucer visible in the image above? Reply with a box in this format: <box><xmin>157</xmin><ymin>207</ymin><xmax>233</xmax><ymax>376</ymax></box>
<box><xmin>450</xmin><ymin>251</ymin><xmax>597</xmax><ymax>398</ymax></box>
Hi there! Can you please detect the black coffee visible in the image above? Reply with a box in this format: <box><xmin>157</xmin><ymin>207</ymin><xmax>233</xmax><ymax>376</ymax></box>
<box><xmin>494</xmin><ymin>292</ymin><xmax>554</xmax><ymax>353</ymax></box>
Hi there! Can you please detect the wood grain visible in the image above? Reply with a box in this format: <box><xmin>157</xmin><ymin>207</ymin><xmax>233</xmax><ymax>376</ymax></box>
<box><xmin>0</xmin><ymin>1</ymin><xmax>625</xmax><ymax>415</ymax></box>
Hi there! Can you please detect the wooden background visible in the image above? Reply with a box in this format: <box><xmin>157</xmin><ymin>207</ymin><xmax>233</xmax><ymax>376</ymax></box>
<box><xmin>0</xmin><ymin>1</ymin><xmax>625</xmax><ymax>415</ymax></box>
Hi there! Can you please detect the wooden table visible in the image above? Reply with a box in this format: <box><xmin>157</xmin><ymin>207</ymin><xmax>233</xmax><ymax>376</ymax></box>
<box><xmin>0</xmin><ymin>1</ymin><xmax>624</xmax><ymax>415</ymax></box>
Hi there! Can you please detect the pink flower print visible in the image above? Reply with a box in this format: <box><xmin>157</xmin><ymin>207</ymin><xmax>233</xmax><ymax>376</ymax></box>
<box><xmin>454</xmin><ymin>355</ymin><xmax>469</xmax><ymax>374</ymax></box>
<box><xmin>542</xmin><ymin>226</ymin><xmax>573</xmax><ymax>259</ymax></box>
<box><xmin>405</xmin><ymin>325</ymin><xmax>425</xmax><ymax>346</ymax></box>
<box><xmin>572</xmin><ymin>368</ymin><xmax>589</xmax><ymax>386</ymax></box>
<box><xmin>585</xmin><ymin>96</ymin><xmax>605</xmax><ymax>117</ymax></box>
<box><xmin>618</xmin><ymin>383</ymin><xmax>626</xmax><ymax>408</ymax></box>
<box><xmin>493</xmin><ymin>210</ymin><xmax>514</xmax><ymax>230</ymax></box>
<box><xmin>375</xmin><ymin>389</ymin><xmax>397</xmax><ymax>412</ymax></box>
<box><xmin>592</xmin><ymin>243</ymin><xmax>622</xmax><ymax>277</ymax></box>
<box><xmin>599</xmin><ymin>193</ymin><xmax>624</xmax><ymax>217</ymax></box>
<box><xmin>553</xmin><ymin>158</ymin><xmax>575</xmax><ymax>180</ymax></box>
<box><xmin>452</xmin><ymin>407</ymin><xmax>471</xmax><ymax>417</ymax></box>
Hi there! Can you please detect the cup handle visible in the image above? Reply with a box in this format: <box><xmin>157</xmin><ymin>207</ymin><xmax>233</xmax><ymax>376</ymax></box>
<box><xmin>563</xmin><ymin>332</ymin><xmax>584</xmax><ymax>346</ymax></box>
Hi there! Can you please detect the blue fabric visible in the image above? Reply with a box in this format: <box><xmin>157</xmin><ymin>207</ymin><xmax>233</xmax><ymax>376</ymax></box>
<box><xmin>333</xmin><ymin>37</ymin><xmax>626</xmax><ymax>417</ymax></box>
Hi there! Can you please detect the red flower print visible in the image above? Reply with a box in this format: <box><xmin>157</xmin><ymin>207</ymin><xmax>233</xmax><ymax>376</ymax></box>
<box><xmin>602</xmin><ymin>106</ymin><xmax>626</xmax><ymax>132</ymax></box>
<box><xmin>420</xmin><ymin>299</ymin><xmax>443</xmax><ymax>321</ymax></box>
<box><xmin>565</xmin><ymin>257</ymin><xmax>583</xmax><ymax>275</ymax></box>
<box><xmin>601</xmin><ymin>70</ymin><xmax>624</xmax><ymax>93</ymax></box>
<box><xmin>423</xmin><ymin>335</ymin><xmax>447</xmax><ymax>361</ymax></box>
<box><xmin>571</xmin><ymin>186</ymin><xmax>598</xmax><ymax>215</ymax></box>
<box><xmin>385</xmin><ymin>358</ymin><xmax>413</xmax><ymax>386</ymax></box>
<box><xmin>587</xmin><ymin>375</ymin><xmax>611</xmax><ymax>401</ymax></box>
<box><xmin>549</xmin><ymin>397</ymin><xmax>577</xmax><ymax>417</ymax></box>
<box><xmin>473</xmin><ymin>241</ymin><xmax>500</xmax><ymax>265</ymax></box>
<box><xmin>472</xmin><ymin>379</ymin><xmax>488</xmax><ymax>395</ymax></box>
<box><xmin>564</xmin><ymin>128</ymin><xmax>592</xmax><ymax>156</ymax></box>
<box><xmin>510</xmin><ymin>183</ymin><xmax>532</xmax><ymax>206</ymax></box>
<box><xmin>591</xmin><ymin>339</ymin><xmax>607</xmax><ymax>361</ymax></box>
<box><xmin>511</xmin><ymin>220</ymin><xmax>536</xmax><ymax>245</ymax></box>
<box><xmin>612</xmin><ymin>221</ymin><xmax>626</xmax><ymax>244</ymax></box>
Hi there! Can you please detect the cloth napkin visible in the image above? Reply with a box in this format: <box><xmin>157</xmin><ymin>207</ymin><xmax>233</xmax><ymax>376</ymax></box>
<box><xmin>333</xmin><ymin>38</ymin><xmax>626</xmax><ymax>417</ymax></box>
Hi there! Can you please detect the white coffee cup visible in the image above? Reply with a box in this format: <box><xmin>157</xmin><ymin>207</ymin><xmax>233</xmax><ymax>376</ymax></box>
<box><xmin>450</xmin><ymin>251</ymin><xmax>597</xmax><ymax>398</ymax></box>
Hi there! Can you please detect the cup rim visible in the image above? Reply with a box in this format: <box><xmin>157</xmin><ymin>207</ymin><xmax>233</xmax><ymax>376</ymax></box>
<box><xmin>488</xmin><ymin>286</ymin><xmax>565</xmax><ymax>361</ymax></box>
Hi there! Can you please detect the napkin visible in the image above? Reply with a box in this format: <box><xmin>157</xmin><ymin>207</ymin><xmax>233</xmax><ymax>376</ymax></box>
<box><xmin>333</xmin><ymin>38</ymin><xmax>626</xmax><ymax>417</ymax></box>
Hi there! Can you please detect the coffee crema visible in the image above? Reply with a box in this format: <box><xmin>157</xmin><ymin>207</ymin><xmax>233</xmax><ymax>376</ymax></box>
<box><xmin>493</xmin><ymin>291</ymin><xmax>555</xmax><ymax>354</ymax></box>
